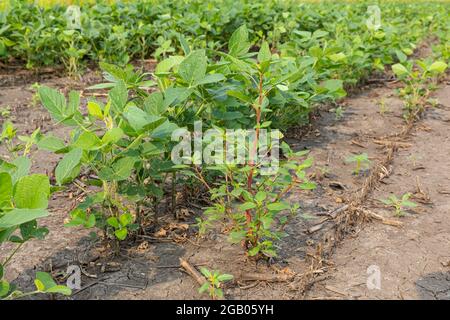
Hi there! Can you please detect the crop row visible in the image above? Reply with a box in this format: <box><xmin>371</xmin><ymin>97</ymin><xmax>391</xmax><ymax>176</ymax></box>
<box><xmin>0</xmin><ymin>0</ymin><xmax>448</xmax><ymax>73</ymax></box>
<box><xmin>0</xmin><ymin>0</ymin><xmax>449</xmax><ymax>300</ymax></box>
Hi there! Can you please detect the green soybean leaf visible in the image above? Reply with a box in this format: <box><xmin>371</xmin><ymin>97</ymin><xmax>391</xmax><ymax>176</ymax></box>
<box><xmin>226</xmin><ymin>90</ymin><xmax>253</xmax><ymax>104</ymax></box>
<box><xmin>38</xmin><ymin>86</ymin><xmax>66</xmax><ymax>122</ymax></box>
<box><xmin>395</xmin><ymin>50</ymin><xmax>407</xmax><ymax>63</ymax></box>
<box><xmin>193</xmin><ymin>73</ymin><xmax>226</xmax><ymax>86</ymax></box>
<box><xmin>177</xmin><ymin>33</ymin><xmax>191</xmax><ymax>56</ymax></box>
<box><xmin>68</xmin><ymin>91</ymin><xmax>80</xmax><ymax>114</ymax></box>
<box><xmin>0</xmin><ymin>172</ymin><xmax>12</xmax><ymax>208</ymax></box>
<box><xmin>328</xmin><ymin>52</ymin><xmax>346</xmax><ymax>62</ymax></box>
<box><xmin>37</xmin><ymin>135</ymin><xmax>65</xmax><ymax>152</ymax></box>
<box><xmin>229</xmin><ymin>25</ymin><xmax>250</xmax><ymax>57</ymax></box>
<box><xmin>114</xmin><ymin>228</ymin><xmax>128</xmax><ymax>240</ymax></box>
<box><xmin>323</xmin><ymin>79</ymin><xmax>344</xmax><ymax>92</ymax></box>
<box><xmin>101</xmin><ymin>128</ymin><xmax>124</xmax><ymax>145</ymax></box>
<box><xmin>392</xmin><ymin>63</ymin><xmax>409</xmax><ymax>77</ymax></box>
<box><xmin>0</xmin><ymin>159</ymin><xmax>16</xmax><ymax>174</ymax></box>
<box><xmin>150</xmin><ymin>120</ymin><xmax>179</xmax><ymax>140</ymax></box>
<box><xmin>0</xmin><ymin>280</ymin><xmax>10</xmax><ymax>297</ymax></box>
<box><xmin>163</xmin><ymin>87</ymin><xmax>193</xmax><ymax>107</ymax></box>
<box><xmin>428</xmin><ymin>61</ymin><xmax>448</xmax><ymax>74</ymax></box>
<box><xmin>36</xmin><ymin>271</ymin><xmax>56</xmax><ymax>290</ymax></box>
<box><xmin>65</xmin><ymin>209</ymin><xmax>87</xmax><ymax>227</ymax></box>
<box><xmin>73</xmin><ymin>131</ymin><xmax>102</xmax><ymax>150</ymax></box>
<box><xmin>85</xmin><ymin>214</ymin><xmax>96</xmax><ymax>228</ymax></box>
<box><xmin>14</xmin><ymin>174</ymin><xmax>50</xmax><ymax>209</ymax></box>
<box><xmin>11</xmin><ymin>157</ymin><xmax>31</xmax><ymax>184</ymax></box>
<box><xmin>123</xmin><ymin>106</ymin><xmax>165</xmax><ymax>133</ymax></box>
<box><xmin>107</xmin><ymin>217</ymin><xmax>120</xmax><ymax>228</ymax></box>
<box><xmin>0</xmin><ymin>208</ymin><xmax>48</xmax><ymax>229</ymax></box>
<box><xmin>143</xmin><ymin>92</ymin><xmax>166</xmax><ymax>115</ymax></box>
<box><xmin>45</xmin><ymin>285</ymin><xmax>72</xmax><ymax>295</ymax></box>
<box><xmin>178</xmin><ymin>49</ymin><xmax>207</xmax><ymax>84</ymax></box>
<box><xmin>155</xmin><ymin>55</ymin><xmax>184</xmax><ymax>74</ymax></box>
<box><xmin>99</xmin><ymin>157</ymin><xmax>135</xmax><ymax>181</ymax></box>
<box><xmin>109</xmin><ymin>81</ymin><xmax>128</xmax><ymax>112</ymax></box>
<box><xmin>55</xmin><ymin>148</ymin><xmax>83</xmax><ymax>185</ymax></box>
<box><xmin>119</xmin><ymin>213</ymin><xmax>133</xmax><ymax>227</ymax></box>
<box><xmin>0</xmin><ymin>226</ymin><xmax>16</xmax><ymax>242</ymax></box>
<box><xmin>19</xmin><ymin>221</ymin><xmax>48</xmax><ymax>240</ymax></box>
<box><xmin>112</xmin><ymin>157</ymin><xmax>135</xmax><ymax>180</ymax></box>
<box><xmin>87</xmin><ymin>101</ymin><xmax>104</xmax><ymax>119</ymax></box>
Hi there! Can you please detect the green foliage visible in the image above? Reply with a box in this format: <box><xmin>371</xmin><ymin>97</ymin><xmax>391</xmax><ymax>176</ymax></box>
<box><xmin>392</xmin><ymin>58</ymin><xmax>448</xmax><ymax>119</ymax></box>
<box><xmin>380</xmin><ymin>193</ymin><xmax>417</xmax><ymax>217</ymax></box>
<box><xmin>195</xmin><ymin>144</ymin><xmax>315</xmax><ymax>258</ymax></box>
<box><xmin>0</xmin><ymin>114</ymin><xmax>71</xmax><ymax>300</ymax></box>
<box><xmin>345</xmin><ymin>153</ymin><xmax>371</xmax><ymax>175</ymax></box>
<box><xmin>2</xmin><ymin>271</ymin><xmax>71</xmax><ymax>300</ymax></box>
<box><xmin>31</xmin><ymin>26</ymin><xmax>323</xmax><ymax>257</ymax></box>
<box><xmin>37</xmin><ymin>64</ymin><xmax>177</xmax><ymax>245</ymax></box>
<box><xmin>0</xmin><ymin>0</ymin><xmax>448</xmax><ymax>76</ymax></box>
<box><xmin>0</xmin><ymin>167</ymin><xmax>71</xmax><ymax>300</ymax></box>
<box><xmin>1</xmin><ymin>2</ymin><xmax>449</xmax><ymax>274</ymax></box>
<box><xmin>199</xmin><ymin>268</ymin><xmax>233</xmax><ymax>300</ymax></box>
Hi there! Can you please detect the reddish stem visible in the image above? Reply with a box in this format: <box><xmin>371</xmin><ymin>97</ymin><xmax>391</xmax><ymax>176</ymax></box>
<box><xmin>245</xmin><ymin>72</ymin><xmax>264</xmax><ymax>227</ymax></box>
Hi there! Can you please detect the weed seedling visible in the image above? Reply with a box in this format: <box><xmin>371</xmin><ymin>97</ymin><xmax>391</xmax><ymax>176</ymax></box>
<box><xmin>199</xmin><ymin>268</ymin><xmax>233</xmax><ymax>300</ymax></box>
<box><xmin>330</xmin><ymin>105</ymin><xmax>344</xmax><ymax>120</ymax></box>
<box><xmin>346</xmin><ymin>153</ymin><xmax>370</xmax><ymax>175</ymax></box>
<box><xmin>30</xmin><ymin>83</ymin><xmax>41</xmax><ymax>107</ymax></box>
<box><xmin>0</xmin><ymin>105</ymin><xmax>11</xmax><ymax>119</ymax></box>
<box><xmin>380</xmin><ymin>193</ymin><xmax>417</xmax><ymax>217</ymax></box>
<box><xmin>378</xmin><ymin>98</ymin><xmax>389</xmax><ymax>115</ymax></box>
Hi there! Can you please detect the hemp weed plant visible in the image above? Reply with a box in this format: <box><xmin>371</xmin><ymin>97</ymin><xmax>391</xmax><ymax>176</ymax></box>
<box><xmin>199</xmin><ymin>268</ymin><xmax>233</xmax><ymax>300</ymax></box>
<box><xmin>1</xmin><ymin>1</ymin><xmax>450</xmax><ymax>301</ymax></box>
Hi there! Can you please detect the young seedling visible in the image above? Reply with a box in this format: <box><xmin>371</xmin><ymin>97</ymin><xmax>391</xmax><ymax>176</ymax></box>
<box><xmin>0</xmin><ymin>168</ymin><xmax>71</xmax><ymax>300</ymax></box>
<box><xmin>380</xmin><ymin>193</ymin><xmax>417</xmax><ymax>217</ymax></box>
<box><xmin>198</xmin><ymin>268</ymin><xmax>233</xmax><ymax>300</ymax></box>
<box><xmin>330</xmin><ymin>105</ymin><xmax>344</xmax><ymax>120</ymax></box>
<box><xmin>30</xmin><ymin>83</ymin><xmax>41</xmax><ymax>107</ymax></box>
<box><xmin>0</xmin><ymin>105</ymin><xmax>11</xmax><ymax>119</ymax></box>
<box><xmin>392</xmin><ymin>59</ymin><xmax>448</xmax><ymax>120</ymax></box>
<box><xmin>346</xmin><ymin>153</ymin><xmax>370</xmax><ymax>175</ymax></box>
<box><xmin>378</xmin><ymin>98</ymin><xmax>389</xmax><ymax>115</ymax></box>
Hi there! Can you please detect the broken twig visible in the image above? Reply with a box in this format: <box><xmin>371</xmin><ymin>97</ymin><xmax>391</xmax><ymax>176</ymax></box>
<box><xmin>179</xmin><ymin>258</ymin><xmax>207</xmax><ymax>285</ymax></box>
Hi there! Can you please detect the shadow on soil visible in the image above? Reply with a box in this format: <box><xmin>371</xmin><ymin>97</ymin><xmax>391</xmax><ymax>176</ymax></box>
<box><xmin>12</xmin><ymin>236</ymin><xmax>186</xmax><ymax>300</ymax></box>
<box><xmin>416</xmin><ymin>272</ymin><xmax>450</xmax><ymax>300</ymax></box>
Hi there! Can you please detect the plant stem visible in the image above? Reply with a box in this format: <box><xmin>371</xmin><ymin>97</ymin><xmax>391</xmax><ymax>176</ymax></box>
<box><xmin>171</xmin><ymin>172</ymin><xmax>176</xmax><ymax>218</ymax></box>
<box><xmin>193</xmin><ymin>165</ymin><xmax>211</xmax><ymax>191</ymax></box>
<box><xmin>245</xmin><ymin>72</ymin><xmax>265</xmax><ymax>225</ymax></box>
<box><xmin>2</xmin><ymin>242</ymin><xmax>24</xmax><ymax>267</ymax></box>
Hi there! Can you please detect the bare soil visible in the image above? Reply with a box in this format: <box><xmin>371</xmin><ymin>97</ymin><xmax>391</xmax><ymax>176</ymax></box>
<box><xmin>1</xmin><ymin>65</ymin><xmax>449</xmax><ymax>300</ymax></box>
<box><xmin>307</xmin><ymin>82</ymin><xmax>450</xmax><ymax>300</ymax></box>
